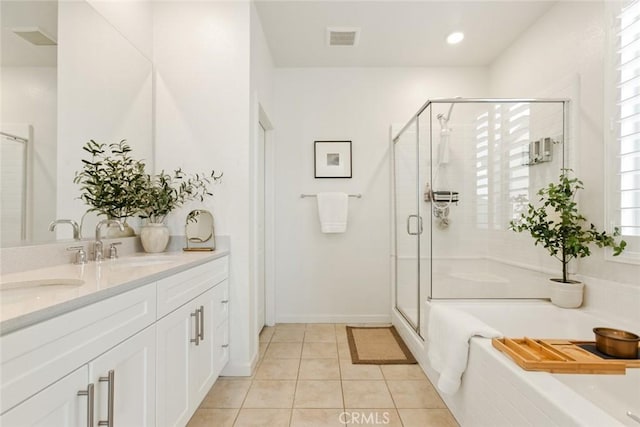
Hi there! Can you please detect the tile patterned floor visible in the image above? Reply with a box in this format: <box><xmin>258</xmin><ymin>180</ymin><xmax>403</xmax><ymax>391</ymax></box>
<box><xmin>187</xmin><ymin>323</ymin><xmax>459</xmax><ymax>427</ymax></box>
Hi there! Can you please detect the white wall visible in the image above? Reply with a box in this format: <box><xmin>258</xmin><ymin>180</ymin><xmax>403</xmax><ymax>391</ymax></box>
<box><xmin>1</xmin><ymin>67</ymin><xmax>56</xmax><ymax>243</ymax></box>
<box><xmin>490</xmin><ymin>2</ymin><xmax>638</xmax><ymax>285</ymax></box>
<box><xmin>153</xmin><ymin>0</ymin><xmax>253</xmax><ymax>375</ymax></box>
<box><xmin>250</xmin><ymin>2</ymin><xmax>275</xmax><ymax>118</ymax></box>
<box><xmin>87</xmin><ymin>0</ymin><xmax>154</xmax><ymax>60</ymax></box>
<box><xmin>273</xmin><ymin>67</ymin><xmax>488</xmax><ymax>322</ymax></box>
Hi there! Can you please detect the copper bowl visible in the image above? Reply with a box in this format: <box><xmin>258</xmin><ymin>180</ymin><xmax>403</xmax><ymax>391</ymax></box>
<box><xmin>593</xmin><ymin>327</ymin><xmax>640</xmax><ymax>359</ymax></box>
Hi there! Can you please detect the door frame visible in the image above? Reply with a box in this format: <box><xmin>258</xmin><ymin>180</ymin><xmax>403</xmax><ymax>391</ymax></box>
<box><xmin>254</xmin><ymin>103</ymin><xmax>275</xmax><ymax>330</ymax></box>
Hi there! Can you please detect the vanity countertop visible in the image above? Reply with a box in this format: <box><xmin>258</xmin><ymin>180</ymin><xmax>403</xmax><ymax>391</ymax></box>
<box><xmin>0</xmin><ymin>250</ymin><xmax>229</xmax><ymax>336</ymax></box>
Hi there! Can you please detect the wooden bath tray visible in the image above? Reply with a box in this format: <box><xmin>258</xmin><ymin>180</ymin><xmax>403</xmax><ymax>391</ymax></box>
<box><xmin>492</xmin><ymin>337</ymin><xmax>640</xmax><ymax>374</ymax></box>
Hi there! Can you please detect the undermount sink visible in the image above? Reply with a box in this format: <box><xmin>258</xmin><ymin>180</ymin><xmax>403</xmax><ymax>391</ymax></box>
<box><xmin>0</xmin><ymin>278</ymin><xmax>85</xmax><ymax>291</ymax></box>
<box><xmin>110</xmin><ymin>255</ymin><xmax>182</xmax><ymax>269</ymax></box>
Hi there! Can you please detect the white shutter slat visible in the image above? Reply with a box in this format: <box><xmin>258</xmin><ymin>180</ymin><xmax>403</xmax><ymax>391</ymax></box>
<box><xmin>613</xmin><ymin>0</ymin><xmax>640</xmax><ymax>244</ymax></box>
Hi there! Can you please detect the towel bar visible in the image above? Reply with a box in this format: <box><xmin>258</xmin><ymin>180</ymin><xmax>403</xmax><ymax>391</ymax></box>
<box><xmin>300</xmin><ymin>193</ymin><xmax>362</xmax><ymax>198</ymax></box>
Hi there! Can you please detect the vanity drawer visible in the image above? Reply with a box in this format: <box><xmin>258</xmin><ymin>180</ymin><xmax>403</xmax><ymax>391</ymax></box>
<box><xmin>213</xmin><ymin>320</ymin><xmax>230</xmax><ymax>378</ymax></box>
<box><xmin>156</xmin><ymin>257</ymin><xmax>228</xmax><ymax>318</ymax></box>
<box><xmin>212</xmin><ymin>279</ymin><xmax>230</xmax><ymax>327</ymax></box>
<box><xmin>0</xmin><ymin>283</ymin><xmax>156</xmax><ymax>414</ymax></box>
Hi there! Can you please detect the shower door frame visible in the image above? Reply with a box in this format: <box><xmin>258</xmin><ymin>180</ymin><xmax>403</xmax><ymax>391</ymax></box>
<box><xmin>391</xmin><ymin>98</ymin><xmax>570</xmax><ymax>338</ymax></box>
<box><xmin>391</xmin><ymin>117</ymin><xmax>423</xmax><ymax>334</ymax></box>
<box><xmin>1</xmin><ymin>130</ymin><xmax>30</xmax><ymax>242</ymax></box>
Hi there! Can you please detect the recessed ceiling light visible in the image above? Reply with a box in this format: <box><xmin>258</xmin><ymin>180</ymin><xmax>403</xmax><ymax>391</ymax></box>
<box><xmin>446</xmin><ymin>32</ymin><xmax>464</xmax><ymax>45</ymax></box>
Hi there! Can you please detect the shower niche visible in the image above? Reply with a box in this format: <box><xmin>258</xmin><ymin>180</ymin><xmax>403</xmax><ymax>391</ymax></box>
<box><xmin>392</xmin><ymin>99</ymin><xmax>568</xmax><ymax>338</ymax></box>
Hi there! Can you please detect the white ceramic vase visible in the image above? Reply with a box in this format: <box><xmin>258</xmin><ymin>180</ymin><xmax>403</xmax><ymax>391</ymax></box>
<box><xmin>140</xmin><ymin>223</ymin><xmax>170</xmax><ymax>253</ymax></box>
<box><xmin>549</xmin><ymin>279</ymin><xmax>584</xmax><ymax>309</ymax></box>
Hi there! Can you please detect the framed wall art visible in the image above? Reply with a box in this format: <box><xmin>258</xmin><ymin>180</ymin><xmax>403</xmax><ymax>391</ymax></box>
<box><xmin>314</xmin><ymin>140</ymin><xmax>352</xmax><ymax>178</ymax></box>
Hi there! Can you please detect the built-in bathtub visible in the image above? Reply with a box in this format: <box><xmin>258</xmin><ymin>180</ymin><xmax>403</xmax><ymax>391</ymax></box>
<box><xmin>431</xmin><ymin>258</ymin><xmax>551</xmax><ymax>299</ymax></box>
<box><xmin>398</xmin><ymin>257</ymin><xmax>552</xmax><ymax>335</ymax></box>
<box><xmin>394</xmin><ymin>299</ymin><xmax>640</xmax><ymax>427</ymax></box>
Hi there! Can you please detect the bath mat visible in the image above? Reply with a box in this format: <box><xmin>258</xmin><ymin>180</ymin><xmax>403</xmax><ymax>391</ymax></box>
<box><xmin>346</xmin><ymin>326</ymin><xmax>417</xmax><ymax>364</ymax></box>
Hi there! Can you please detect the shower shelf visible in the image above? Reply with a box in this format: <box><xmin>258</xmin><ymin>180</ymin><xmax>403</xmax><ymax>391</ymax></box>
<box><xmin>431</xmin><ymin>191</ymin><xmax>459</xmax><ymax>203</ymax></box>
<box><xmin>522</xmin><ymin>137</ymin><xmax>560</xmax><ymax>166</ymax></box>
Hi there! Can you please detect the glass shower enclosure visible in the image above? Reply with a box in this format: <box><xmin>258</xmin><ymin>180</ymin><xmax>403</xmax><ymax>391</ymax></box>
<box><xmin>392</xmin><ymin>99</ymin><xmax>569</xmax><ymax>338</ymax></box>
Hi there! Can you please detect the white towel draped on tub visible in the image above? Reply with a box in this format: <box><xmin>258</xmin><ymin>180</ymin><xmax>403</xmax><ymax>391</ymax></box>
<box><xmin>316</xmin><ymin>192</ymin><xmax>349</xmax><ymax>233</ymax></box>
<box><xmin>427</xmin><ymin>304</ymin><xmax>502</xmax><ymax>395</ymax></box>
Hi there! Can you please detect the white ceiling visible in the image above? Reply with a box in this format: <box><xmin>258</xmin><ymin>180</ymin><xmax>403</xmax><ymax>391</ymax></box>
<box><xmin>255</xmin><ymin>1</ymin><xmax>556</xmax><ymax>67</ymax></box>
<box><xmin>1</xmin><ymin>1</ymin><xmax>58</xmax><ymax>67</ymax></box>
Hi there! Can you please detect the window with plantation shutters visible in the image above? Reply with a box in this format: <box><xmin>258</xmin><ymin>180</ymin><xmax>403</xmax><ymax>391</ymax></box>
<box><xmin>475</xmin><ymin>111</ymin><xmax>490</xmax><ymax>229</ymax></box>
<box><xmin>475</xmin><ymin>104</ymin><xmax>530</xmax><ymax>230</ymax></box>
<box><xmin>610</xmin><ymin>0</ymin><xmax>640</xmax><ymax>261</ymax></box>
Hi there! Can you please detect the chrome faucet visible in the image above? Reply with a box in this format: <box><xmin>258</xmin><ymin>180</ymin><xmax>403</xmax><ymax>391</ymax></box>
<box><xmin>94</xmin><ymin>219</ymin><xmax>124</xmax><ymax>262</ymax></box>
<box><xmin>48</xmin><ymin>219</ymin><xmax>81</xmax><ymax>240</ymax></box>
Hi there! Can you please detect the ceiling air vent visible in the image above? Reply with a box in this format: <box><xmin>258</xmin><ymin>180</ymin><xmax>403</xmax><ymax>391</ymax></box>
<box><xmin>327</xmin><ymin>27</ymin><xmax>360</xmax><ymax>47</ymax></box>
<box><xmin>12</xmin><ymin>27</ymin><xmax>57</xmax><ymax>46</ymax></box>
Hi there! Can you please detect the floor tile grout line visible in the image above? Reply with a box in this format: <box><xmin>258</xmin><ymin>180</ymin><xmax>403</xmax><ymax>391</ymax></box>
<box><xmin>289</xmin><ymin>327</ymin><xmax>304</xmax><ymax>427</ymax></box>
<box><xmin>337</xmin><ymin>324</ymin><xmax>347</xmax><ymax>416</ymax></box>
<box><xmin>338</xmin><ymin>325</ymin><xmax>348</xmax><ymax>426</ymax></box>
<box><xmin>233</xmin><ymin>328</ymin><xmax>273</xmax><ymax>424</ymax></box>
<box><xmin>383</xmin><ymin>376</ymin><xmax>406</xmax><ymax>427</ymax></box>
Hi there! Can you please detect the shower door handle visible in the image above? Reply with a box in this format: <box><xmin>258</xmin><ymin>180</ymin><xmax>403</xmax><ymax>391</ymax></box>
<box><xmin>406</xmin><ymin>215</ymin><xmax>424</xmax><ymax>235</ymax></box>
<box><xmin>406</xmin><ymin>215</ymin><xmax>419</xmax><ymax>235</ymax></box>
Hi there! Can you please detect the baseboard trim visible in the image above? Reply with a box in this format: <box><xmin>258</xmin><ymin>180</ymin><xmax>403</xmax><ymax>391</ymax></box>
<box><xmin>220</xmin><ymin>352</ymin><xmax>258</xmax><ymax>377</ymax></box>
<box><xmin>275</xmin><ymin>314</ymin><xmax>391</xmax><ymax>324</ymax></box>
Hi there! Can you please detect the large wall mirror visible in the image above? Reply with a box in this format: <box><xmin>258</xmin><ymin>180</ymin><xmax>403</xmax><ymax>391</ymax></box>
<box><xmin>0</xmin><ymin>0</ymin><xmax>153</xmax><ymax>247</ymax></box>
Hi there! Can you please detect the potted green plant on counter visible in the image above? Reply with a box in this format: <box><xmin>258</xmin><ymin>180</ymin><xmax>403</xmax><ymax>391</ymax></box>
<box><xmin>509</xmin><ymin>169</ymin><xmax>626</xmax><ymax>308</ymax></box>
<box><xmin>74</xmin><ymin>140</ymin><xmax>147</xmax><ymax>237</ymax></box>
<box><xmin>137</xmin><ymin>169</ymin><xmax>222</xmax><ymax>253</ymax></box>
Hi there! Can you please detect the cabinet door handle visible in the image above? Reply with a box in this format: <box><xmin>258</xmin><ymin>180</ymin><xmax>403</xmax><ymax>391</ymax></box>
<box><xmin>198</xmin><ymin>305</ymin><xmax>205</xmax><ymax>341</ymax></box>
<box><xmin>98</xmin><ymin>370</ymin><xmax>115</xmax><ymax>427</ymax></box>
<box><xmin>222</xmin><ymin>344</ymin><xmax>229</xmax><ymax>348</ymax></box>
<box><xmin>221</xmin><ymin>299</ymin><xmax>229</xmax><ymax>304</ymax></box>
<box><xmin>190</xmin><ymin>310</ymin><xmax>200</xmax><ymax>345</ymax></box>
<box><xmin>77</xmin><ymin>383</ymin><xmax>94</xmax><ymax>427</ymax></box>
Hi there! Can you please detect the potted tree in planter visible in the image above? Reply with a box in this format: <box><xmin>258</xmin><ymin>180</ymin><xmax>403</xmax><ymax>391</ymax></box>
<box><xmin>509</xmin><ymin>169</ymin><xmax>626</xmax><ymax>308</ymax></box>
<box><xmin>137</xmin><ymin>169</ymin><xmax>222</xmax><ymax>253</ymax></box>
<box><xmin>74</xmin><ymin>140</ymin><xmax>147</xmax><ymax>237</ymax></box>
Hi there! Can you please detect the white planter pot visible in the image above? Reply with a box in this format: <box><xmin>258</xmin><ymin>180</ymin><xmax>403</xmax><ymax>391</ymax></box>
<box><xmin>140</xmin><ymin>223</ymin><xmax>170</xmax><ymax>253</ymax></box>
<box><xmin>549</xmin><ymin>279</ymin><xmax>584</xmax><ymax>309</ymax></box>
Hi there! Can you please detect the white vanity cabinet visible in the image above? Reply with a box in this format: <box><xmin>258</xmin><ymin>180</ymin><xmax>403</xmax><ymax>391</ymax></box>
<box><xmin>212</xmin><ymin>281</ymin><xmax>230</xmax><ymax>376</ymax></box>
<box><xmin>0</xmin><ymin>367</ymin><xmax>90</xmax><ymax>427</ymax></box>
<box><xmin>2</xmin><ymin>327</ymin><xmax>156</xmax><ymax>427</ymax></box>
<box><xmin>191</xmin><ymin>279</ymin><xmax>230</xmax><ymax>404</ymax></box>
<box><xmin>156</xmin><ymin>259</ymin><xmax>229</xmax><ymax>427</ymax></box>
<box><xmin>0</xmin><ymin>283</ymin><xmax>157</xmax><ymax>427</ymax></box>
<box><xmin>0</xmin><ymin>254</ymin><xmax>230</xmax><ymax>427</ymax></box>
<box><xmin>88</xmin><ymin>325</ymin><xmax>156</xmax><ymax>427</ymax></box>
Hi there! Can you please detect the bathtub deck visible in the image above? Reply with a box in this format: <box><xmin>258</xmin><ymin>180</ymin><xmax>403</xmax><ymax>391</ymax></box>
<box><xmin>395</xmin><ymin>299</ymin><xmax>639</xmax><ymax>427</ymax></box>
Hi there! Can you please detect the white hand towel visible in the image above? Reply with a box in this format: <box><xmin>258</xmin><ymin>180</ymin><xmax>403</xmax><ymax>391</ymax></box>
<box><xmin>316</xmin><ymin>192</ymin><xmax>349</xmax><ymax>233</ymax></box>
<box><xmin>427</xmin><ymin>304</ymin><xmax>502</xmax><ymax>395</ymax></box>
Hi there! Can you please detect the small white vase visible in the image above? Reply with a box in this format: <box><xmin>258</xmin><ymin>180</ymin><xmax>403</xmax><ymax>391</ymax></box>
<box><xmin>549</xmin><ymin>279</ymin><xmax>584</xmax><ymax>309</ymax></box>
<box><xmin>140</xmin><ymin>223</ymin><xmax>170</xmax><ymax>253</ymax></box>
